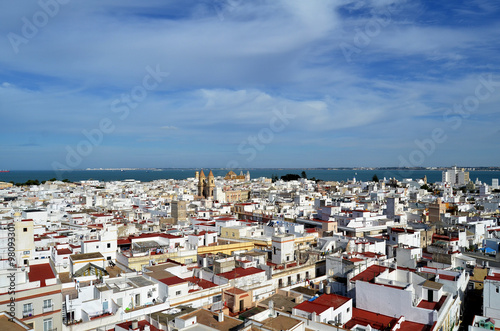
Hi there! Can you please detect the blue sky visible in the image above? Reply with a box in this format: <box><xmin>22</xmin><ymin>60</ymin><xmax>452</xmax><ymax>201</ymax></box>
<box><xmin>1</xmin><ymin>0</ymin><xmax>500</xmax><ymax>170</ymax></box>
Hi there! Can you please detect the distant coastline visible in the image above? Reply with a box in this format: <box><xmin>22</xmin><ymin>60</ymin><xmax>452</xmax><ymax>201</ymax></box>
<box><xmin>1</xmin><ymin>168</ymin><xmax>500</xmax><ymax>185</ymax></box>
<box><xmin>79</xmin><ymin>166</ymin><xmax>500</xmax><ymax>171</ymax></box>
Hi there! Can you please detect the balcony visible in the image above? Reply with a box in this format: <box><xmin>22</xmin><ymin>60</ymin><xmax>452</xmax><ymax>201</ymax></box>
<box><xmin>22</xmin><ymin>309</ymin><xmax>34</xmax><ymax>318</ymax></box>
<box><xmin>43</xmin><ymin>304</ymin><xmax>54</xmax><ymax>313</ymax></box>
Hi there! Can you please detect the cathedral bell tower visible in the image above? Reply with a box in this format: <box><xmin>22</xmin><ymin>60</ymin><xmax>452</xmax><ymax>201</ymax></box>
<box><xmin>198</xmin><ymin>170</ymin><xmax>206</xmax><ymax>197</ymax></box>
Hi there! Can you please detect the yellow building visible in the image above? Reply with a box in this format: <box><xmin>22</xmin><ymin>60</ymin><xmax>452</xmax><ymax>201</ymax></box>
<box><xmin>0</xmin><ymin>182</ymin><xmax>13</xmax><ymax>189</ymax></box>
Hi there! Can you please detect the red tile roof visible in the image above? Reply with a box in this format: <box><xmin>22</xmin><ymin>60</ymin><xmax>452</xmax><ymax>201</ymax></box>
<box><xmin>437</xmin><ymin>274</ymin><xmax>456</xmax><ymax>281</ymax></box>
<box><xmin>28</xmin><ymin>263</ymin><xmax>55</xmax><ymax>287</ymax></box>
<box><xmin>432</xmin><ymin>234</ymin><xmax>459</xmax><ymax>242</ymax></box>
<box><xmin>390</xmin><ymin>227</ymin><xmax>415</xmax><ymax>234</ymax></box>
<box><xmin>159</xmin><ymin>276</ymin><xmax>188</xmax><ymax>286</ymax></box>
<box><xmin>117</xmin><ymin>238</ymin><xmax>131</xmax><ymax>245</ymax></box>
<box><xmin>218</xmin><ymin>267</ymin><xmax>264</xmax><ymax>280</ymax></box>
<box><xmin>294</xmin><ymin>301</ymin><xmax>330</xmax><ymax>314</ymax></box>
<box><xmin>350</xmin><ymin>265</ymin><xmax>388</xmax><ymax>283</ymax></box>
<box><xmin>344</xmin><ymin>308</ymin><xmax>398</xmax><ymax>330</ymax></box>
<box><xmin>358</xmin><ymin>252</ymin><xmax>384</xmax><ymax>258</ymax></box>
<box><xmin>314</xmin><ymin>293</ymin><xmax>351</xmax><ymax>309</ymax></box>
<box><xmin>417</xmin><ymin>295</ymin><xmax>447</xmax><ymax>311</ymax></box>
<box><xmin>485</xmin><ymin>273</ymin><xmax>500</xmax><ymax>281</ymax></box>
<box><xmin>400</xmin><ymin>321</ymin><xmax>433</xmax><ymax>331</ymax></box>
<box><xmin>56</xmin><ymin>248</ymin><xmax>72</xmax><ymax>255</ymax></box>
<box><xmin>185</xmin><ymin>277</ymin><xmax>218</xmax><ymax>289</ymax></box>
<box><xmin>225</xmin><ymin>287</ymin><xmax>247</xmax><ymax>295</ymax></box>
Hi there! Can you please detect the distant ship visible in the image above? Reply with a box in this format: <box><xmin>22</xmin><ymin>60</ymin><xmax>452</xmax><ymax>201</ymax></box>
<box><xmin>0</xmin><ymin>170</ymin><xmax>9</xmax><ymax>173</ymax></box>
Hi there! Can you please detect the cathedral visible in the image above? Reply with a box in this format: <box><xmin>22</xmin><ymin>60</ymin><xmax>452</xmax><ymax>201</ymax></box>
<box><xmin>195</xmin><ymin>170</ymin><xmax>251</xmax><ymax>199</ymax></box>
<box><xmin>196</xmin><ymin>170</ymin><xmax>215</xmax><ymax>198</ymax></box>
<box><xmin>224</xmin><ymin>170</ymin><xmax>250</xmax><ymax>182</ymax></box>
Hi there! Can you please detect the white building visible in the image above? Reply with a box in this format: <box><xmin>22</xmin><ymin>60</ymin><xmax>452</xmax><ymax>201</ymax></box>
<box><xmin>272</xmin><ymin>234</ymin><xmax>295</xmax><ymax>265</ymax></box>
<box><xmin>292</xmin><ymin>293</ymin><xmax>352</xmax><ymax>325</ymax></box>
<box><xmin>442</xmin><ymin>167</ymin><xmax>469</xmax><ymax>186</ymax></box>
<box><xmin>352</xmin><ymin>264</ymin><xmax>461</xmax><ymax>330</ymax></box>
<box><xmin>483</xmin><ymin>273</ymin><xmax>500</xmax><ymax>319</ymax></box>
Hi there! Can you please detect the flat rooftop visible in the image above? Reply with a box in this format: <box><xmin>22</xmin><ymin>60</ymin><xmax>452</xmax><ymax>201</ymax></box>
<box><xmin>150</xmin><ymin>306</ymin><xmax>197</xmax><ymax>327</ymax></box>
<box><xmin>262</xmin><ymin>315</ymin><xmax>302</xmax><ymax>331</ymax></box>
<box><xmin>144</xmin><ymin>263</ymin><xmax>180</xmax><ymax>280</ymax></box>
<box><xmin>70</xmin><ymin>252</ymin><xmax>104</xmax><ymax>261</ymax></box>
<box><xmin>259</xmin><ymin>294</ymin><xmax>298</xmax><ymax>313</ymax></box>
<box><xmin>178</xmin><ymin>309</ymin><xmax>243</xmax><ymax>331</ymax></box>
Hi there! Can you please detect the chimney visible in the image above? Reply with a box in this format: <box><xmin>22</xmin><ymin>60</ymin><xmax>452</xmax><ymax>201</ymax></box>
<box><xmin>326</xmin><ymin>285</ymin><xmax>331</xmax><ymax>294</ymax></box>
<box><xmin>218</xmin><ymin>312</ymin><xmax>224</xmax><ymax>322</ymax></box>
<box><xmin>130</xmin><ymin>320</ymin><xmax>139</xmax><ymax>330</ymax></box>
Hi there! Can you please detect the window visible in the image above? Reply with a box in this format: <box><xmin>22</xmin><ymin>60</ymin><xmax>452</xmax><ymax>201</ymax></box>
<box><xmin>23</xmin><ymin>228</ymin><xmax>27</xmax><ymax>232</ymax></box>
<box><xmin>176</xmin><ymin>290</ymin><xmax>181</xmax><ymax>296</ymax></box>
<box><xmin>43</xmin><ymin>299</ymin><xmax>53</xmax><ymax>312</ymax></box>
<box><xmin>43</xmin><ymin>318</ymin><xmax>53</xmax><ymax>331</ymax></box>
<box><xmin>107</xmin><ymin>243</ymin><xmax>111</xmax><ymax>248</ymax></box>
<box><xmin>23</xmin><ymin>303</ymin><xmax>33</xmax><ymax>317</ymax></box>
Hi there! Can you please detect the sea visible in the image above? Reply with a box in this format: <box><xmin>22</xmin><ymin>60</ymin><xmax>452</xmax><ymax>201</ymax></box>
<box><xmin>1</xmin><ymin>169</ymin><xmax>500</xmax><ymax>185</ymax></box>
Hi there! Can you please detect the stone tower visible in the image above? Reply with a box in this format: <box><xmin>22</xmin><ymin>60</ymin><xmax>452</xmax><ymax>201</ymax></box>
<box><xmin>197</xmin><ymin>169</ymin><xmax>214</xmax><ymax>199</ymax></box>
<box><xmin>206</xmin><ymin>170</ymin><xmax>215</xmax><ymax>198</ymax></box>
<box><xmin>198</xmin><ymin>170</ymin><xmax>206</xmax><ymax>197</ymax></box>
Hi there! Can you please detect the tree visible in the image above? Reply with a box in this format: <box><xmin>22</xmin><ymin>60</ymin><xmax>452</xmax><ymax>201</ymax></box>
<box><xmin>301</xmin><ymin>171</ymin><xmax>307</xmax><ymax>179</ymax></box>
<box><xmin>372</xmin><ymin>174</ymin><xmax>379</xmax><ymax>182</ymax></box>
<box><xmin>281</xmin><ymin>174</ymin><xmax>301</xmax><ymax>181</ymax></box>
